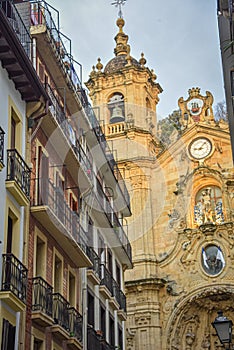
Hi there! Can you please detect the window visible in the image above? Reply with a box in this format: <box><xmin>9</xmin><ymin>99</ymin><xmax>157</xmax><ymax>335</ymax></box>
<box><xmin>10</xmin><ymin>116</ymin><xmax>16</xmax><ymax>149</ymax></box>
<box><xmin>107</xmin><ymin>250</ymin><xmax>112</xmax><ymax>275</ymax></box>
<box><xmin>108</xmin><ymin>93</ymin><xmax>125</xmax><ymax>124</ymax></box>
<box><xmin>33</xmin><ymin>338</ymin><xmax>43</xmax><ymax>350</ymax></box>
<box><xmin>100</xmin><ymin>304</ymin><xmax>106</xmax><ymax>338</ymax></box>
<box><xmin>98</xmin><ymin>233</ymin><xmax>105</xmax><ymax>262</ymax></box>
<box><xmin>201</xmin><ymin>245</ymin><xmax>225</xmax><ymax>276</ymax></box>
<box><xmin>1</xmin><ymin>319</ymin><xmax>16</xmax><ymax>350</ymax></box>
<box><xmin>7</xmin><ymin>216</ymin><xmax>13</xmax><ymax>254</ymax></box>
<box><xmin>109</xmin><ymin>315</ymin><xmax>115</xmax><ymax>346</ymax></box>
<box><xmin>118</xmin><ymin>326</ymin><xmax>123</xmax><ymax>350</ymax></box>
<box><xmin>116</xmin><ymin>262</ymin><xmax>121</xmax><ymax>287</ymax></box>
<box><xmin>54</xmin><ymin>254</ymin><xmax>62</xmax><ymax>293</ymax></box>
<box><xmin>88</xmin><ymin>217</ymin><xmax>93</xmax><ymax>247</ymax></box>
<box><xmin>35</xmin><ymin>235</ymin><xmax>46</xmax><ymax>278</ymax></box>
<box><xmin>87</xmin><ymin>291</ymin><xmax>95</xmax><ymax>327</ymax></box>
<box><xmin>37</xmin><ymin>146</ymin><xmax>49</xmax><ymax>206</ymax></box>
<box><xmin>69</xmin><ymin>192</ymin><xmax>78</xmax><ymax>212</ymax></box>
<box><xmin>68</xmin><ymin>271</ymin><xmax>76</xmax><ymax>307</ymax></box>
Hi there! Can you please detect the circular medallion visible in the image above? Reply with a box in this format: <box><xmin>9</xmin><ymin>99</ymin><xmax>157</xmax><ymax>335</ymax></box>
<box><xmin>188</xmin><ymin>137</ymin><xmax>212</xmax><ymax>160</ymax></box>
<box><xmin>187</xmin><ymin>98</ymin><xmax>204</xmax><ymax>116</ymax></box>
<box><xmin>202</xmin><ymin>245</ymin><xmax>225</xmax><ymax>276</ymax></box>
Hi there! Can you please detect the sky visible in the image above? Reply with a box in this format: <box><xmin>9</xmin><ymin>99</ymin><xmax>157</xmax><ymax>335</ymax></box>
<box><xmin>46</xmin><ymin>0</ymin><xmax>225</xmax><ymax>119</ymax></box>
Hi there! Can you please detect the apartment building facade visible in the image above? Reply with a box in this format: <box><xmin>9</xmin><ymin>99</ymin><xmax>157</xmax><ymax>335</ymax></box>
<box><xmin>0</xmin><ymin>1</ymin><xmax>132</xmax><ymax>349</ymax></box>
<box><xmin>0</xmin><ymin>0</ymin><xmax>49</xmax><ymax>348</ymax></box>
<box><xmin>217</xmin><ymin>0</ymin><xmax>234</xmax><ymax>160</ymax></box>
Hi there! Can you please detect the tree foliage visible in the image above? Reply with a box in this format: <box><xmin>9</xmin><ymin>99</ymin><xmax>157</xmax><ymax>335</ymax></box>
<box><xmin>157</xmin><ymin>110</ymin><xmax>182</xmax><ymax>145</ymax></box>
<box><xmin>214</xmin><ymin>100</ymin><xmax>228</xmax><ymax>121</ymax></box>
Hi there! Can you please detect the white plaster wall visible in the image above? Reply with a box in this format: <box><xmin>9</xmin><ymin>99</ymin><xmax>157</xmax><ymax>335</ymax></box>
<box><xmin>0</xmin><ymin>64</ymin><xmax>26</xmax><ymax>263</ymax></box>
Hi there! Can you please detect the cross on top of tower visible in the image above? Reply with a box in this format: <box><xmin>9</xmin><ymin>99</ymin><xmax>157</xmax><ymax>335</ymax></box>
<box><xmin>111</xmin><ymin>0</ymin><xmax>127</xmax><ymax>18</ymax></box>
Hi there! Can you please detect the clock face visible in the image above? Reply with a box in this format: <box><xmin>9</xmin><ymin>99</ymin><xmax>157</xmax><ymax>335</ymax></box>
<box><xmin>188</xmin><ymin>138</ymin><xmax>212</xmax><ymax>159</ymax></box>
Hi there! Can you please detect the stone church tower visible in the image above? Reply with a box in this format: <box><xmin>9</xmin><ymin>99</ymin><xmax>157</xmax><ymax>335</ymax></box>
<box><xmin>86</xmin><ymin>16</ymin><xmax>234</xmax><ymax>350</ymax></box>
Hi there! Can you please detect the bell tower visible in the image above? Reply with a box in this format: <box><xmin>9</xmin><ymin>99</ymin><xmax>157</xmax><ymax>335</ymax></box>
<box><xmin>86</xmin><ymin>12</ymin><xmax>163</xmax><ymax>350</ymax></box>
<box><xmin>86</xmin><ymin>16</ymin><xmax>163</xmax><ymax>160</ymax></box>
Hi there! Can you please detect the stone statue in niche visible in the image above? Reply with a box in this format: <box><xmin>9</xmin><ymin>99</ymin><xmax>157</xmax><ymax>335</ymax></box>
<box><xmin>194</xmin><ymin>187</ymin><xmax>224</xmax><ymax>226</ymax></box>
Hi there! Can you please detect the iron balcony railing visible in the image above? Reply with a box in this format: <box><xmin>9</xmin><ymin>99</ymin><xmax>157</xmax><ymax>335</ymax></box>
<box><xmin>1</xmin><ymin>253</ymin><xmax>28</xmax><ymax>304</ymax></box>
<box><xmin>69</xmin><ymin>307</ymin><xmax>83</xmax><ymax>342</ymax></box>
<box><xmin>112</xmin><ymin>281</ymin><xmax>126</xmax><ymax>312</ymax></box>
<box><xmin>46</xmin><ymin>84</ymin><xmax>93</xmax><ymax>181</ymax></box>
<box><xmin>52</xmin><ymin>293</ymin><xmax>70</xmax><ymax>331</ymax></box>
<box><xmin>0</xmin><ymin>127</ymin><xmax>5</xmax><ymax>166</ymax></box>
<box><xmin>100</xmin><ymin>265</ymin><xmax>113</xmax><ymax>296</ymax></box>
<box><xmin>30</xmin><ymin>1</ymin><xmax>82</xmax><ymax>90</ymax></box>
<box><xmin>0</xmin><ymin>0</ymin><xmax>31</xmax><ymax>57</ymax></box>
<box><xmin>87</xmin><ymin>327</ymin><xmax>101</xmax><ymax>350</ymax></box>
<box><xmin>31</xmin><ymin>276</ymin><xmax>53</xmax><ymax>317</ymax></box>
<box><xmin>32</xmin><ymin>178</ymin><xmax>88</xmax><ymax>255</ymax></box>
<box><xmin>6</xmin><ymin>149</ymin><xmax>31</xmax><ymax>199</ymax></box>
<box><xmin>87</xmin><ymin>247</ymin><xmax>101</xmax><ymax>280</ymax></box>
<box><xmin>100</xmin><ymin>340</ymin><xmax>115</xmax><ymax>350</ymax></box>
<box><xmin>94</xmin><ymin>180</ymin><xmax>132</xmax><ymax>262</ymax></box>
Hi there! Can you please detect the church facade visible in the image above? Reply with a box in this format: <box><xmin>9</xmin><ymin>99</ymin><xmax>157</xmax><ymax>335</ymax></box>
<box><xmin>86</xmin><ymin>16</ymin><xmax>234</xmax><ymax>350</ymax></box>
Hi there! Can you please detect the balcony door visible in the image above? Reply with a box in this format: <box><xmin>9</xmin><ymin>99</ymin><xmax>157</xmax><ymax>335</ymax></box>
<box><xmin>1</xmin><ymin>319</ymin><xmax>15</xmax><ymax>350</ymax></box>
<box><xmin>38</xmin><ymin>147</ymin><xmax>49</xmax><ymax>205</ymax></box>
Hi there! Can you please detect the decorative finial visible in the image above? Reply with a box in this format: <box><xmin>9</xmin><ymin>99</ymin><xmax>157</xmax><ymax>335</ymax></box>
<box><xmin>111</xmin><ymin>0</ymin><xmax>127</xmax><ymax>18</ymax></box>
<box><xmin>151</xmin><ymin>69</ymin><xmax>157</xmax><ymax>81</ymax></box>
<box><xmin>139</xmin><ymin>52</ymin><xmax>146</xmax><ymax>67</ymax></box>
<box><xmin>96</xmin><ymin>58</ymin><xmax>103</xmax><ymax>72</ymax></box>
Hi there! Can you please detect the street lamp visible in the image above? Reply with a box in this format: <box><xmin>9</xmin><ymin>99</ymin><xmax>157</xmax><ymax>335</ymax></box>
<box><xmin>212</xmin><ymin>311</ymin><xmax>233</xmax><ymax>349</ymax></box>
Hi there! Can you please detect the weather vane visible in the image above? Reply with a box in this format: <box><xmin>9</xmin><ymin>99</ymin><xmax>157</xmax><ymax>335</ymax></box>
<box><xmin>111</xmin><ymin>0</ymin><xmax>127</xmax><ymax>18</ymax></box>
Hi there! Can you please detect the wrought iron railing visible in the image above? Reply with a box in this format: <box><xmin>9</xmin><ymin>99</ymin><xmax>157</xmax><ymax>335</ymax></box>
<box><xmin>87</xmin><ymin>247</ymin><xmax>101</xmax><ymax>279</ymax></box>
<box><xmin>0</xmin><ymin>127</ymin><xmax>5</xmax><ymax>166</ymax></box>
<box><xmin>100</xmin><ymin>265</ymin><xmax>113</xmax><ymax>296</ymax></box>
<box><xmin>1</xmin><ymin>253</ymin><xmax>28</xmax><ymax>303</ymax></box>
<box><xmin>52</xmin><ymin>293</ymin><xmax>70</xmax><ymax>331</ymax></box>
<box><xmin>6</xmin><ymin>149</ymin><xmax>31</xmax><ymax>199</ymax></box>
<box><xmin>69</xmin><ymin>307</ymin><xmax>83</xmax><ymax>342</ymax></box>
<box><xmin>31</xmin><ymin>277</ymin><xmax>53</xmax><ymax>317</ymax></box>
<box><xmin>31</xmin><ymin>178</ymin><xmax>88</xmax><ymax>256</ymax></box>
<box><xmin>30</xmin><ymin>1</ymin><xmax>82</xmax><ymax>89</ymax></box>
<box><xmin>0</xmin><ymin>0</ymin><xmax>31</xmax><ymax>57</ymax></box>
<box><xmin>46</xmin><ymin>84</ymin><xmax>93</xmax><ymax>181</ymax></box>
<box><xmin>93</xmin><ymin>180</ymin><xmax>132</xmax><ymax>262</ymax></box>
<box><xmin>100</xmin><ymin>339</ymin><xmax>115</xmax><ymax>350</ymax></box>
<box><xmin>87</xmin><ymin>327</ymin><xmax>101</xmax><ymax>350</ymax></box>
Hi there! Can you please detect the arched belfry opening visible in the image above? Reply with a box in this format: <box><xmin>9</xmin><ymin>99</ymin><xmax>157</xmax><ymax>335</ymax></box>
<box><xmin>108</xmin><ymin>92</ymin><xmax>125</xmax><ymax>124</ymax></box>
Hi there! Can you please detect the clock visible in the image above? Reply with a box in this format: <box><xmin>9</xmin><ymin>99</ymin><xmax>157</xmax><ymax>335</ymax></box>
<box><xmin>188</xmin><ymin>137</ymin><xmax>212</xmax><ymax>159</ymax></box>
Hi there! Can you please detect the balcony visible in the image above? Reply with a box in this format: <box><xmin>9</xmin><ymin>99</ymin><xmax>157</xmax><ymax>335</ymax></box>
<box><xmin>40</xmin><ymin>84</ymin><xmax>93</xmax><ymax>191</ymax></box>
<box><xmin>100</xmin><ymin>340</ymin><xmax>115</xmax><ymax>350</ymax></box>
<box><xmin>51</xmin><ymin>292</ymin><xmax>70</xmax><ymax>341</ymax></box>
<box><xmin>113</xmin><ymin>281</ymin><xmax>126</xmax><ymax>312</ymax></box>
<box><xmin>0</xmin><ymin>253</ymin><xmax>27</xmax><ymax>312</ymax></box>
<box><xmin>87</xmin><ymin>327</ymin><xmax>101</xmax><ymax>350</ymax></box>
<box><xmin>100</xmin><ymin>265</ymin><xmax>114</xmax><ymax>301</ymax></box>
<box><xmin>86</xmin><ymin>247</ymin><xmax>101</xmax><ymax>284</ymax></box>
<box><xmin>5</xmin><ymin>149</ymin><xmax>31</xmax><ymax>206</ymax></box>
<box><xmin>0</xmin><ymin>0</ymin><xmax>48</xmax><ymax>102</ymax></box>
<box><xmin>67</xmin><ymin>307</ymin><xmax>83</xmax><ymax>350</ymax></box>
<box><xmin>31</xmin><ymin>179</ymin><xmax>91</xmax><ymax>268</ymax></box>
<box><xmin>90</xmin><ymin>180</ymin><xmax>132</xmax><ymax>268</ymax></box>
<box><xmin>84</xmin><ymin>112</ymin><xmax>131</xmax><ymax>218</ymax></box>
<box><xmin>0</xmin><ymin>127</ymin><xmax>5</xmax><ymax>170</ymax></box>
<box><xmin>30</xmin><ymin>1</ymin><xmax>84</xmax><ymax>114</ymax></box>
<box><xmin>31</xmin><ymin>277</ymin><xmax>53</xmax><ymax>327</ymax></box>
